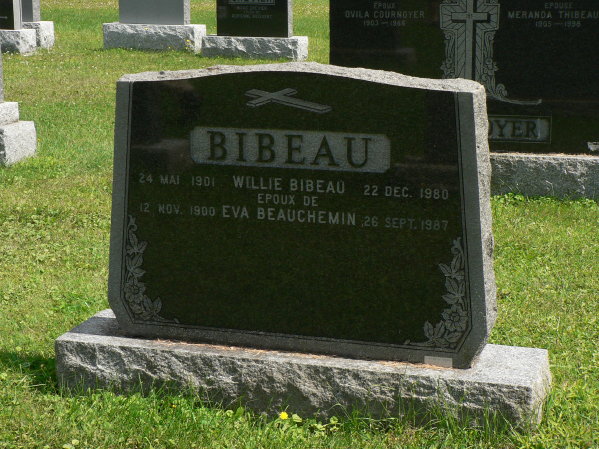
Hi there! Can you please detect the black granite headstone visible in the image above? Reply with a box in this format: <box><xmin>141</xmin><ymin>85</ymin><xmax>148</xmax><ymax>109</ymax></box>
<box><xmin>109</xmin><ymin>63</ymin><xmax>495</xmax><ymax>368</ymax></box>
<box><xmin>0</xmin><ymin>0</ymin><xmax>22</xmax><ymax>29</ymax></box>
<box><xmin>330</xmin><ymin>0</ymin><xmax>599</xmax><ymax>155</ymax></box>
<box><xmin>217</xmin><ymin>0</ymin><xmax>292</xmax><ymax>37</ymax></box>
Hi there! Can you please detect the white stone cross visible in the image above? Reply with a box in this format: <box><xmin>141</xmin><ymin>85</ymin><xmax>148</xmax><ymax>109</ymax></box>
<box><xmin>245</xmin><ymin>88</ymin><xmax>332</xmax><ymax>114</ymax></box>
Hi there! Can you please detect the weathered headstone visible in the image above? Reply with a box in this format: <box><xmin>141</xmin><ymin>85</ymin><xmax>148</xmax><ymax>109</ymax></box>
<box><xmin>330</xmin><ymin>0</ymin><xmax>599</xmax><ymax>197</ymax></box>
<box><xmin>217</xmin><ymin>0</ymin><xmax>292</xmax><ymax>37</ymax></box>
<box><xmin>56</xmin><ymin>63</ymin><xmax>551</xmax><ymax>425</ymax></box>
<box><xmin>0</xmin><ymin>47</ymin><xmax>37</xmax><ymax>165</ymax></box>
<box><xmin>202</xmin><ymin>0</ymin><xmax>307</xmax><ymax>60</ymax></box>
<box><xmin>104</xmin><ymin>0</ymin><xmax>204</xmax><ymax>52</ymax></box>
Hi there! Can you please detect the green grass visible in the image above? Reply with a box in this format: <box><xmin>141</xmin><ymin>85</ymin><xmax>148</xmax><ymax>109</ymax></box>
<box><xmin>1</xmin><ymin>1</ymin><xmax>598</xmax><ymax>447</ymax></box>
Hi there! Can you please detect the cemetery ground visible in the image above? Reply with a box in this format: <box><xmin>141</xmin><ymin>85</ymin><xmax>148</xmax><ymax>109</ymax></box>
<box><xmin>0</xmin><ymin>0</ymin><xmax>597</xmax><ymax>447</ymax></box>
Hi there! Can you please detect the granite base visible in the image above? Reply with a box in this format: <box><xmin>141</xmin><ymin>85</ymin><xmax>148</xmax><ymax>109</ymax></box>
<box><xmin>0</xmin><ymin>29</ymin><xmax>37</xmax><ymax>54</ymax></box>
<box><xmin>56</xmin><ymin>310</ymin><xmax>551</xmax><ymax>427</ymax></box>
<box><xmin>103</xmin><ymin>23</ymin><xmax>205</xmax><ymax>53</ymax></box>
<box><xmin>23</xmin><ymin>21</ymin><xmax>55</xmax><ymax>49</ymax></box>
<box><xmin>0</xmin><ymin>102</ymin><xmax>19</xmax><ymax>125</ymax></box>
<box><xmin>490</xmin><ymin>153</ymin><xmax>599</xmax><ymax>199</ymax></box>
<box><xmin>0</xmin><ymin>120</ymin><xmax>37</xmax><ymax>165</ymax></box>
<box><xmin>201</xmin><ymin>35</ymin><xmax>308</xmax><ymax>61</ymax></box>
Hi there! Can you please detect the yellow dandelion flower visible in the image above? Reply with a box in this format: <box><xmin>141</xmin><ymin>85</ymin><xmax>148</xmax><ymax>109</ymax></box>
<box><xmin>279</xmin><ymin>411</ymin><xmax>289</xmax><ymax>420</ymax></box>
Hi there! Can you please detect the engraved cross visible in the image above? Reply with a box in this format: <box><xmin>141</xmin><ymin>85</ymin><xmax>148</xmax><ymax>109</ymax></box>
<box><xmin>440</xmin><ymin>0</ymin><xmax>499</xmax><ymax>80</ymax></box>
<box><xmin>245</xmin><ymin>88</ymin><xmax>332</xmax><ymax>114</ymax></box>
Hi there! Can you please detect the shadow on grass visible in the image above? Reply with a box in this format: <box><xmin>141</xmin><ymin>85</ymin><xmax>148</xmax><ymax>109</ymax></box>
<box><xmin>0</xmin><ymin>350</ymin><xmax>59</xmax><ymax>394</ymax></box>
<box><xmin>0</xmin><ymin>351</ymin><xmax>525</xmax><ymax>447</ymax></box>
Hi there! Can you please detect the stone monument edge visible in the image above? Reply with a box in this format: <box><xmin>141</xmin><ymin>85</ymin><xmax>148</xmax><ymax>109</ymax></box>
<box><xmin>107</xmin><ymin>80</ymin><xmax>133</xmax><ymax>327</ymax></box>
<box><xmin>287</xmin><ymin>0</ymin><xmax>293</xmax><ymax>37</ymax></box>
<box><xmin>118</xmin><ymin>62</ymin><xmax>485</xmax><ymax>95</ymax></box>
<box><xmin>0</xmin><ymin>49</ymin><xmax>3</xmax><ymax>102</ymax></box>
<box><xmin>12</xmin><ymin>0</ymin><xmax>23</xmax><ymax>29</ymax></box>
<box><xmin>451</xmin><ymin>91</ymin><xmax>497</xmax><ymax>368</ymax></box>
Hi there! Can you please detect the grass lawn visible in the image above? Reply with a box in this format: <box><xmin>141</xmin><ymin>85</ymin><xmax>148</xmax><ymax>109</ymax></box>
<box><xmin>0</xmin><ymin>0</ymin><xmax>597</xmax><ymax>447</ymax></box>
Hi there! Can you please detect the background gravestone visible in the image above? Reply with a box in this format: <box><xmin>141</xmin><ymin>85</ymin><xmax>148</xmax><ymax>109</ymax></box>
<box><xmin>21</xmin><ymin>0</ymin><xmax>55</xmax><ymax>50</ymax></box>
<box><xmin>0</xmin><ymin>0</ymin><xmax>39</xmax><ymax>53</ymax></box>
<box><xmin>202</xmin><ymin>0</ymin><xmax>307</xmax><ymax>60</ymax></box>
<box><xmin>330</xmin><ymin>0</ymin><xmax>599</xmax><ymax>155</ymax></box>
<box><xmin>55</xmin><ymin>63</ymin><xmax>551</xmax><ymax>425</ymax></box>
<box><xmin>103</xmin><ymin>0</ymin><xmax>204</xmax><ymax>52</ymax></box>
<box><xmin>119</xmin><ymin>0</ymin><xmax>189</xmax><ymax>25</ymax></box>
<box><xmin>0</xmin><ymin>46</ymin><xmax>37</xmax><ymax>165</ymax></box>
<box><xmin>330</xmin><ymin>0</ymin><xmax>599</xmax><ymax>198</ymax></box>
<box><xmin>217</xmin><ymin>0</ymin><xmax>292</xmax><ymax>37</ymax></box>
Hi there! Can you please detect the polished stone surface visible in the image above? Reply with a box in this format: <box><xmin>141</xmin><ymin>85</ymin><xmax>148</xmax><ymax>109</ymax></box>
<box><xmin>22</xmin><ymin>20</ymin><xmax>54</xmax><ymax>48</ymax></box>
<box><xmin>56</xmin><ymin>310</ymin><xmax>552</xmax><ymax>426</ymax></box>
<box><xmin>109</xmin><ymin>63</ymin><xmax>496</xmax><ymax>368</ymax></box>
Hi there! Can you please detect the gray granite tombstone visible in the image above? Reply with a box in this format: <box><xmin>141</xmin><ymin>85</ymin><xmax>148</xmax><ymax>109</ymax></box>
<box><xmin>19</xmin><ymin>0</ymin><xmax>54</xmax><ymax>51</ymax></box>
<box><xmin>119</xmin><ymin>0</ymin><xmax>190</xmax><ymax>25</ymax></box>
<box><xmin>0</xmin><ymin>0</ymin><xmax>22</xmax><ymax>29</ymax></box>
<box><xmin>104</xmin><ymin>0</ymin><xmax>202</xmax><ymax>52</ymax></box>
<box><xmin>21</xmin><ymin>0</ymin><xmax>39</xmax><ymax>22</ymax></box>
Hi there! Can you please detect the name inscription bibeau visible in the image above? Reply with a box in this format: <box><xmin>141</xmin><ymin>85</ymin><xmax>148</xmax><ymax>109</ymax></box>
<box><xmin>190</xmin><ymin>127</ymin><xmax>391</xmax><ymax>172</ymax></box>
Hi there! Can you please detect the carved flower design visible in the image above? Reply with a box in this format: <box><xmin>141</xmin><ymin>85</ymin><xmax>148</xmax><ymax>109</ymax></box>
<box><xmin>121</xmin><ymin>215</ymin><xmax>177</xmax><ymax>324</ymax></box>
<box><xmin>442</xmin><ymin>305</ymin><xmax>468</xmax><ymax>332</ymax></box>
<box><xmin>124</xmin><ymin>279</ymin><xmax>146</xmax><ymax>304</ymax></box>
